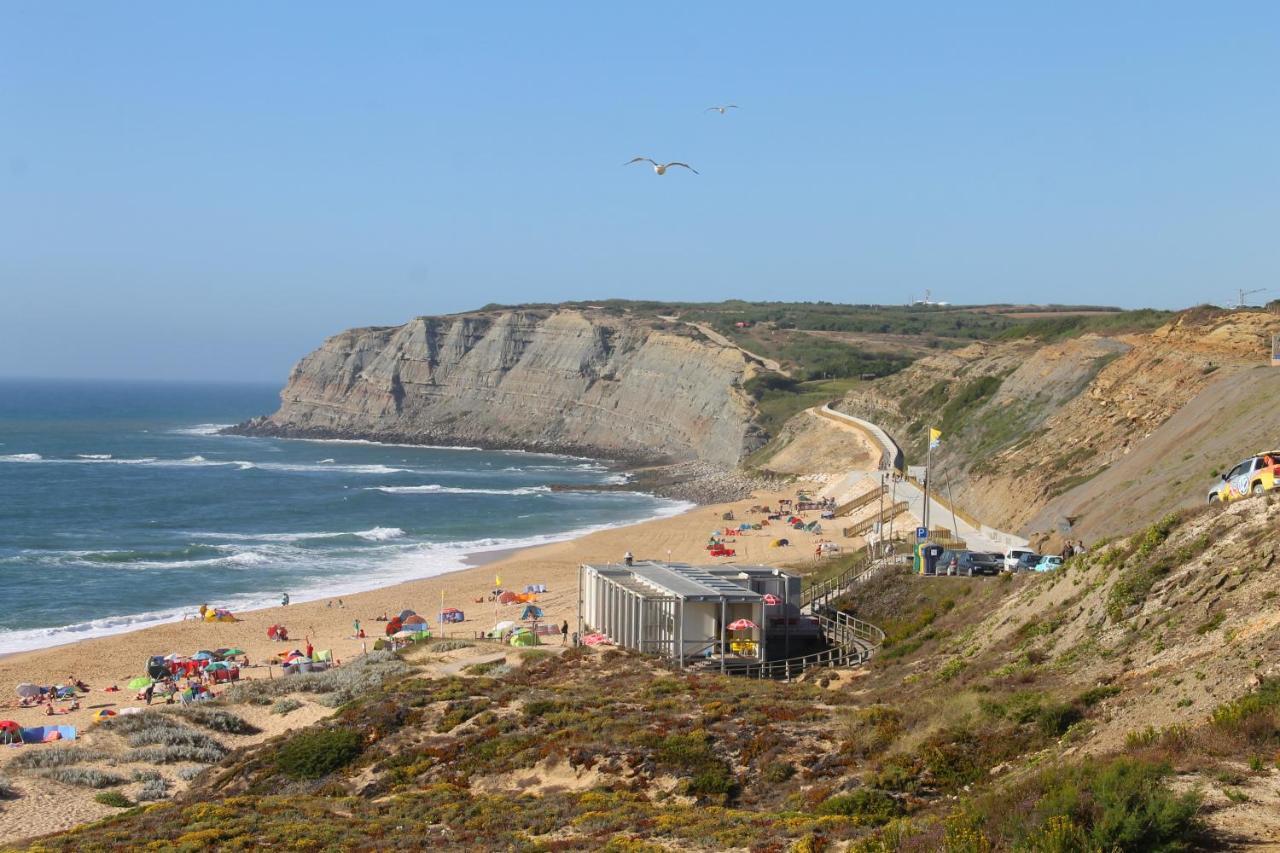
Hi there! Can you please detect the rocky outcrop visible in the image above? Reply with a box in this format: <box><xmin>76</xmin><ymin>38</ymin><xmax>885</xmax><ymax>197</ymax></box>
<box><xmin>230</xmin><ymin>309</ymin><xmax>766</xmax><ymax>466</ymax></box>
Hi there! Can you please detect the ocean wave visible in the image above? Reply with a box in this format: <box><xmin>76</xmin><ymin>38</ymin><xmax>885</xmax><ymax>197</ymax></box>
<box><xmin>369</xmin><ymin>484</ymin><xmax>552</xmax><ymax>496</ymax></box>
<box><xmin>0</xmin><ymin>500</ymin><xmax>695</xmax><ymax>654</ymax></box>
<box><xmin>293</xmin><ymin>437</ymin><xmax>484</xmax><ymax>451</ymax></box>
<box><xmin>255</xmin><ymin>462</ymin><xmax>411</xmax><ymax>474</ymax></box>
<box><xmin>0</xmin><ymin>453</ymin><xmax>43</xmax><ymax>461</ymax></box>
<box><xmin>186</xmin><ymin>526</ymin><xmax>407</xmax><ymax>544</ymax></box>
<box><xmin>76</xmin><ymin>453</ymin><xmax>113</xmax><ymax>460</ymax></box>
<box><xmin>170</xmin><ymin>423</ymin><xmax>233</xmax><ymax>436</ymax></box>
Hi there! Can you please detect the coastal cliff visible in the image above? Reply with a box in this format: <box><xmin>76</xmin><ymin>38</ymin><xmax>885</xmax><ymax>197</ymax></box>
<box><xmin>230</xmin><ymin>308</ymin><xmax>766</xmax><ymax>466</ymax></box>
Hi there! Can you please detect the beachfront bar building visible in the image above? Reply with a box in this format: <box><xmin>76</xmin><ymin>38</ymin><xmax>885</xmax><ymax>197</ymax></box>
<box><xmin>577</xmin><ymin>562</ymin><xmax>804</xmax><ymax>669</ymax></box>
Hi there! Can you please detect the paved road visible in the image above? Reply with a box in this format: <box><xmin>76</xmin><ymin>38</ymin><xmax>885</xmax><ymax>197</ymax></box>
<box><xmin>814</xmin><ymin>406</ymin><xmax>1027</xmax><ymax>552</ymax></box>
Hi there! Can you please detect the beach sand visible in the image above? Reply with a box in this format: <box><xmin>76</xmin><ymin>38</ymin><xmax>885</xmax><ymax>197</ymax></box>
<box><xmin>0</xmin><ymin>483</ymin><xmax>853</xmax><ymax>731</ymax></box>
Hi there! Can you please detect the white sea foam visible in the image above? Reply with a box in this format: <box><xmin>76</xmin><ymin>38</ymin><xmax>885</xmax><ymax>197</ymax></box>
<box><xmin>0</xmin><ymin>453</ymin><xmax>43</xmax><ymax>462</ymax></box>
<box><xmin>76</xmin><ymin>453</ymin><xmax>113</xmax><ymax>460</ymax></box>
<box><xmin>256</xmin><ymin>462</ymin><xmax>411</xmax><ymax>474</ymax></box>
<box><xmin>369</xmin><ymin>484</ymin><xmax>552</xmax><ymax>496</ymax></box>
<box><xmin>356</xmin><ymin>526</ymin><xmax>405</xmax><ymax>541</ymax></box>
<box><xmin>169</xmin><ymin>423</ymin><xmax>233</xmax><ymax>436</ymax></box>
<box><xmin>317</xmin><ymin>458</ymin><xmax>336</xmax><ymax>464</ymax></box>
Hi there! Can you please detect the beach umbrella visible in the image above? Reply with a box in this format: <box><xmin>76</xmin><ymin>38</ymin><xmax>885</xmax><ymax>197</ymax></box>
<box><xmin>403</xmin><ymin>614</ymin><xmax>428</xmax><ymax>626</ymax></box>
<box><xmin>90</xmin><ymin>709</ymin><xmax>117</xmax><ymax>724</ymax></box>
<box><xmin>126</xmin><ymin>677</ymin><xmax>153</xmax><ymax>691</ymax></box>
<box><xmin>192</xmin><ymin>651</ymin><xmax>214</xmax><ymax>661</ymax></box>
<box><xmin>393</xmin><ymin>630</ymin><xmax>416</xmax><ymax>639</ymax></box>
<box><xmin>15</xmin><ymin>683</ymin><xmax>41</xmax><ymax>698</ymax></box>
<box><xmin>220</xmin><ymin>648</ymin><xmax>245</xmax><ymax>656</ymax></box>
<box><xmin>762</xmin><ymin>594</ymin><xmax>781</xmax><ymax>606</ymax></box>
<box><xmin>163</xmin><ymin>653</ymin><xmax>183</xmax><ymax>662</ymax></box>
<box><xmin>727</xmin><ymin>619</ymin><xmax>758</xmax><ymax>631</ymax></box>
<box><xmin>205</xmin><ymin>662</ymin><xmax>232</xmax><ymax>672</ymax></box>
<box><xmin>398</xmin><ymin>609</ymin><xmax>417</xmax><ymax>621</ymax></box>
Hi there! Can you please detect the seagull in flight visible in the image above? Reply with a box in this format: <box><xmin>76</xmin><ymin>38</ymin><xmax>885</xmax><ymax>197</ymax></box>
<box><xmin>705</xmin><ymin>105</ymin><xmax>739</xmax><ymax>114</ymax></box>
<box><xmin>624</xmin><ymin>157</ymin><xmax>699</xmax><ymax>175</ymax></box>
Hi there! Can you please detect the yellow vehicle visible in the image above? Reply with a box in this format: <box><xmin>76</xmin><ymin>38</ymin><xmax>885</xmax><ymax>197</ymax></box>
<box><xmin>1208</xmin><ymin>452</ymin><xmax>1280</xmax><ymax>504</ymax></box>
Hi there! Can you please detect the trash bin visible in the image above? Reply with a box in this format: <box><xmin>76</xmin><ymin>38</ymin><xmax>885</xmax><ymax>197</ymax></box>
<box><xmin>923</xmin><ymin>544</ymin><xmax>945</xmax><ymax>576</ymax></box>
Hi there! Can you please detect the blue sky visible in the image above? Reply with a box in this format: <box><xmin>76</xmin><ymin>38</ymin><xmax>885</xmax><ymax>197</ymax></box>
<box><xmin>3</xmin><ymin>3</ymin><xmax>1278</xmax><ymax>380</ymax></box>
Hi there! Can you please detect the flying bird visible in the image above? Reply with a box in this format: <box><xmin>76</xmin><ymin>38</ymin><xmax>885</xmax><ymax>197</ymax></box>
<box><xmin>624</xmin><ymin>157</ymin><xmax>699</xmax><ymax>175</ymax></box>
<box><xmin>705</xmin><ymin>105</ymin><xmax>739</xmax><ymax>114</ymax></box>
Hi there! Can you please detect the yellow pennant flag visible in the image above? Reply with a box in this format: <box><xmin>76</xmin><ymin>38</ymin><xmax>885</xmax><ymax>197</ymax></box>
<box><xmin>929</xmin><ymin>428</ymin><xmax>942</xmax><ymax>449</ymax></box>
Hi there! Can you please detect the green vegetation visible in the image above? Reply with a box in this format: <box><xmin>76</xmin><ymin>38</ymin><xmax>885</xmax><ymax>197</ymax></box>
<box><xmin>275</xmin><ymin>728</ymin><xmax>364</xmax><ymax>780</ymax></box>
<box><xmin>1106</xmin><ymin>513</ymin><xmax>1184</xmax><ymax>621</ymax></box>
<box><xmin>996</xmin><ymin>309</ymin><xmax>1174</xmax><ymax>342</ymax></box>
<box><xmin>93</xmin><ymin>791</ymin><xmax>133</xmax><ymax>808</ymax></box>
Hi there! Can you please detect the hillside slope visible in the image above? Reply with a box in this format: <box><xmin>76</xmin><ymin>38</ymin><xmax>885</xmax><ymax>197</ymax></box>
<box><xmin>230</xmin><ymin>308</ymin><xmax>765</xmax><ymax>466</ymax></box>
<box><xmin>835</xmin><ymin>309</ymin><xmax>1280</xmax><ymax>543</ymax></box>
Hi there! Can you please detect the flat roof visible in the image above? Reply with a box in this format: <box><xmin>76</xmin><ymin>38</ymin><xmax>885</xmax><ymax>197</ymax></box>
<box><xmin>584</xmin><ymin>561</ymin><xmax>766</xmax><ymax>602</ymax></box>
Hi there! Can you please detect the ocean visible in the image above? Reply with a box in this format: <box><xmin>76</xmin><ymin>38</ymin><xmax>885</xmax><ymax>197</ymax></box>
<box><xmin>0</xmin><ymin>379</ymin><xmax>688</xmax><ymax>654</ymax></box>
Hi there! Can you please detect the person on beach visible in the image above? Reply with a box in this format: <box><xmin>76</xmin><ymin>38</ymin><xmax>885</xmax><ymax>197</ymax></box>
<box><xmin>624</xmin><ymin>551</ymin><xmax>634</xmax><ymax>566</ymax></box>
<box><xmin>352</xmin><ymin>619</ymin><xmax>361</xmax><ymax>638</ymax></box>
<box><xmin>305</xmin><ymin>638</ymin><xmax>314</xmax><ymax>659</ymax></box>
<box><xmin>281</xmin><ymin>592</ymin><xmax>290</xmax><ymax>606</ymax></box>
<box><xmin>560</xmin><ymin>620</ymin><xmax>569</xmax><ymax>645</ymax></box>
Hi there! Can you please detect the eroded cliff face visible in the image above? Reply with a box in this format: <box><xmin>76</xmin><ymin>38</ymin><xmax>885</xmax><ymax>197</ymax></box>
<box><xmin>232</xmin><ymin>309</ymin><xmax>765</xmax><ymax>466</ymax></box>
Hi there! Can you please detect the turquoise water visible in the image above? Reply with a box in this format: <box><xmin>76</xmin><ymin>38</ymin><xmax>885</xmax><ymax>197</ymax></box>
<box><xmin>0</xmin><ymin>379</ymin><xmax>686</xmax><ymax>652</ymax></box>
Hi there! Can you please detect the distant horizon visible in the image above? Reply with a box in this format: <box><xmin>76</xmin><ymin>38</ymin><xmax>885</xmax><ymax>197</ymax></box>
<box><xmin>0</xmin><ymin>297</ymin><xmax>1261</xmax><ymax>384</ymax></box>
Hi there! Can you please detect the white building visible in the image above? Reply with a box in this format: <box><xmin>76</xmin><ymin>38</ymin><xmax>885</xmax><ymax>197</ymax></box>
<box><xmin>577</xmin><ymin>562</ymin><xmax>803</xmax><ymax>669</ymax></box>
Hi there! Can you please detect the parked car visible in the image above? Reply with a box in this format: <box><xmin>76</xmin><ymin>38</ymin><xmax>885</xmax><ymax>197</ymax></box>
<box><xmin>970</xmin><ymin>552</ymin><xmax>1005</xmax><ymax>576</ymax></box>
<box><xmin>936</xmin><ymin>550</ymin><xmax>1001</xmax><ymax>576</ymax></box>
<box><xmin>1207</xmin><ymin>452</ymin><xmax>1280</xmax><ymax>504</ymax></box>
<box><xmin>1004</xmin><ymin>548</ymin><xmax>1040</xmax><ymax>571</ymax></box>
<box><xmin>1033</xmin><ymin>555</ymin><xmax>1064</xmax><ymax>572</ymax></box>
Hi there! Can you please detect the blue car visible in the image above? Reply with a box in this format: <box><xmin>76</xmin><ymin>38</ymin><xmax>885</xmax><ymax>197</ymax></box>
<box><xmin>1033</xmin><ymin>555</ymin><xmax>1064</xmax><ymax>572</ymax></box>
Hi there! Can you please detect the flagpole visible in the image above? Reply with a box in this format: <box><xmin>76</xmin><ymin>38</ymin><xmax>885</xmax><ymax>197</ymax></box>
<box><xmin>923</xmin><ymin>436</ymin><xmax>931</xmax><ymax>533</ymax></box>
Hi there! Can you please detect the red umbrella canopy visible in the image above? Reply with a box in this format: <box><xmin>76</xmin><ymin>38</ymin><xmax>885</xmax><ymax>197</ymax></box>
<box><xmin>762</xmin><ymin>594</ymin><xmax>781</xmax><ymax>605</ymax></box>
<box><xmin>727</xmin><ymin>619</ymin><xmax>758</xmax><ymax>631</ymax></box>
<box><xmin>498</xmin><ymin>591</ymin><xmax>519</xmax><ymax>605</ymax></box>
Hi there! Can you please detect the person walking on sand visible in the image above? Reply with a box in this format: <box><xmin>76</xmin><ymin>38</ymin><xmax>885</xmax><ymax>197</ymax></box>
<box><xmin>624</xmin><ymin>551</ymin><xmax>634</xmax><ymax>567</ymax></box>
<box><xmin>560</xmin><ymin>620</ymin><xmax>569</xmax><ymax>645</ymax></box>
<box><xmin>353</xmin><ymin>618</ymin><xmax>361</xmax><ymax>638</ymax></box>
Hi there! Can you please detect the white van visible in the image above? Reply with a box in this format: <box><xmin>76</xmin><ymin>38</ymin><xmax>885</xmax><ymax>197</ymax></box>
<box><xmin>1004</xmin><ymin>548</ymin><xmax>1039</xmax><ymax>571</ymax></box>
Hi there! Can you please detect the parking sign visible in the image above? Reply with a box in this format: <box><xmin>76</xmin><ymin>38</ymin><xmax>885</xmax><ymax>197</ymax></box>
<box><xmin>916</xmin><ymin>526</ymin><xmax>928</xmax><ymax>541</ymax></box>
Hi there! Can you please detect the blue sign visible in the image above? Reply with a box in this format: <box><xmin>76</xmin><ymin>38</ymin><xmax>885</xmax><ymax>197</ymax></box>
<box><xmin>916</xmin><ymin>526</ymin><xmax>929</xmax><ymax>541</ymax></box>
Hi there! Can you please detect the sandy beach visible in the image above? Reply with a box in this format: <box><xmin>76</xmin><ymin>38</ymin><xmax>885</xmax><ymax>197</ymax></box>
<box><xmin>0</xmin><ymin>482</ymin><xmax>853</xmax><ymax>732</ymax></box>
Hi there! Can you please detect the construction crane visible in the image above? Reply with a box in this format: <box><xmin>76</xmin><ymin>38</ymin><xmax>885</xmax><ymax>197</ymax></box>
<box><xmin>1234</xmin><ymin>288</ymin><xmax>1267</xmax><ymax>308</ymax></box>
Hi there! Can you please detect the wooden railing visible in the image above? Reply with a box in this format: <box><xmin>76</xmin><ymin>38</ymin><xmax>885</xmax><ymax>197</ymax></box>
<box><xmin>843</xmin><ymin>502</ymin><xmax>908</xmax><ymax>537</ymax></box>
<box><xmin>834</xmin><ymin>484</ymin><xmax>887</xmax><ymax>518</ymax></box>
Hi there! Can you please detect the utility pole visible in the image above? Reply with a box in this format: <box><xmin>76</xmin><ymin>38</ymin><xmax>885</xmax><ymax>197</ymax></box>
<box><xmin>1236</xmin><ymin>288</ymin><xmax>1266</xmax><ymax>308</ymax></box>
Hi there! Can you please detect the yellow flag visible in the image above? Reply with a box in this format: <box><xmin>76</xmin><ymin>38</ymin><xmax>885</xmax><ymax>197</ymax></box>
<box><xmin>495</xmin><ymin>575</ymin><xmax>501</xmax><ymax>588</ymax></box>
<box><xmin>929</xmin><ymin>428</ymin><xmax>942</xmax><ymax>449</ymax></box>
